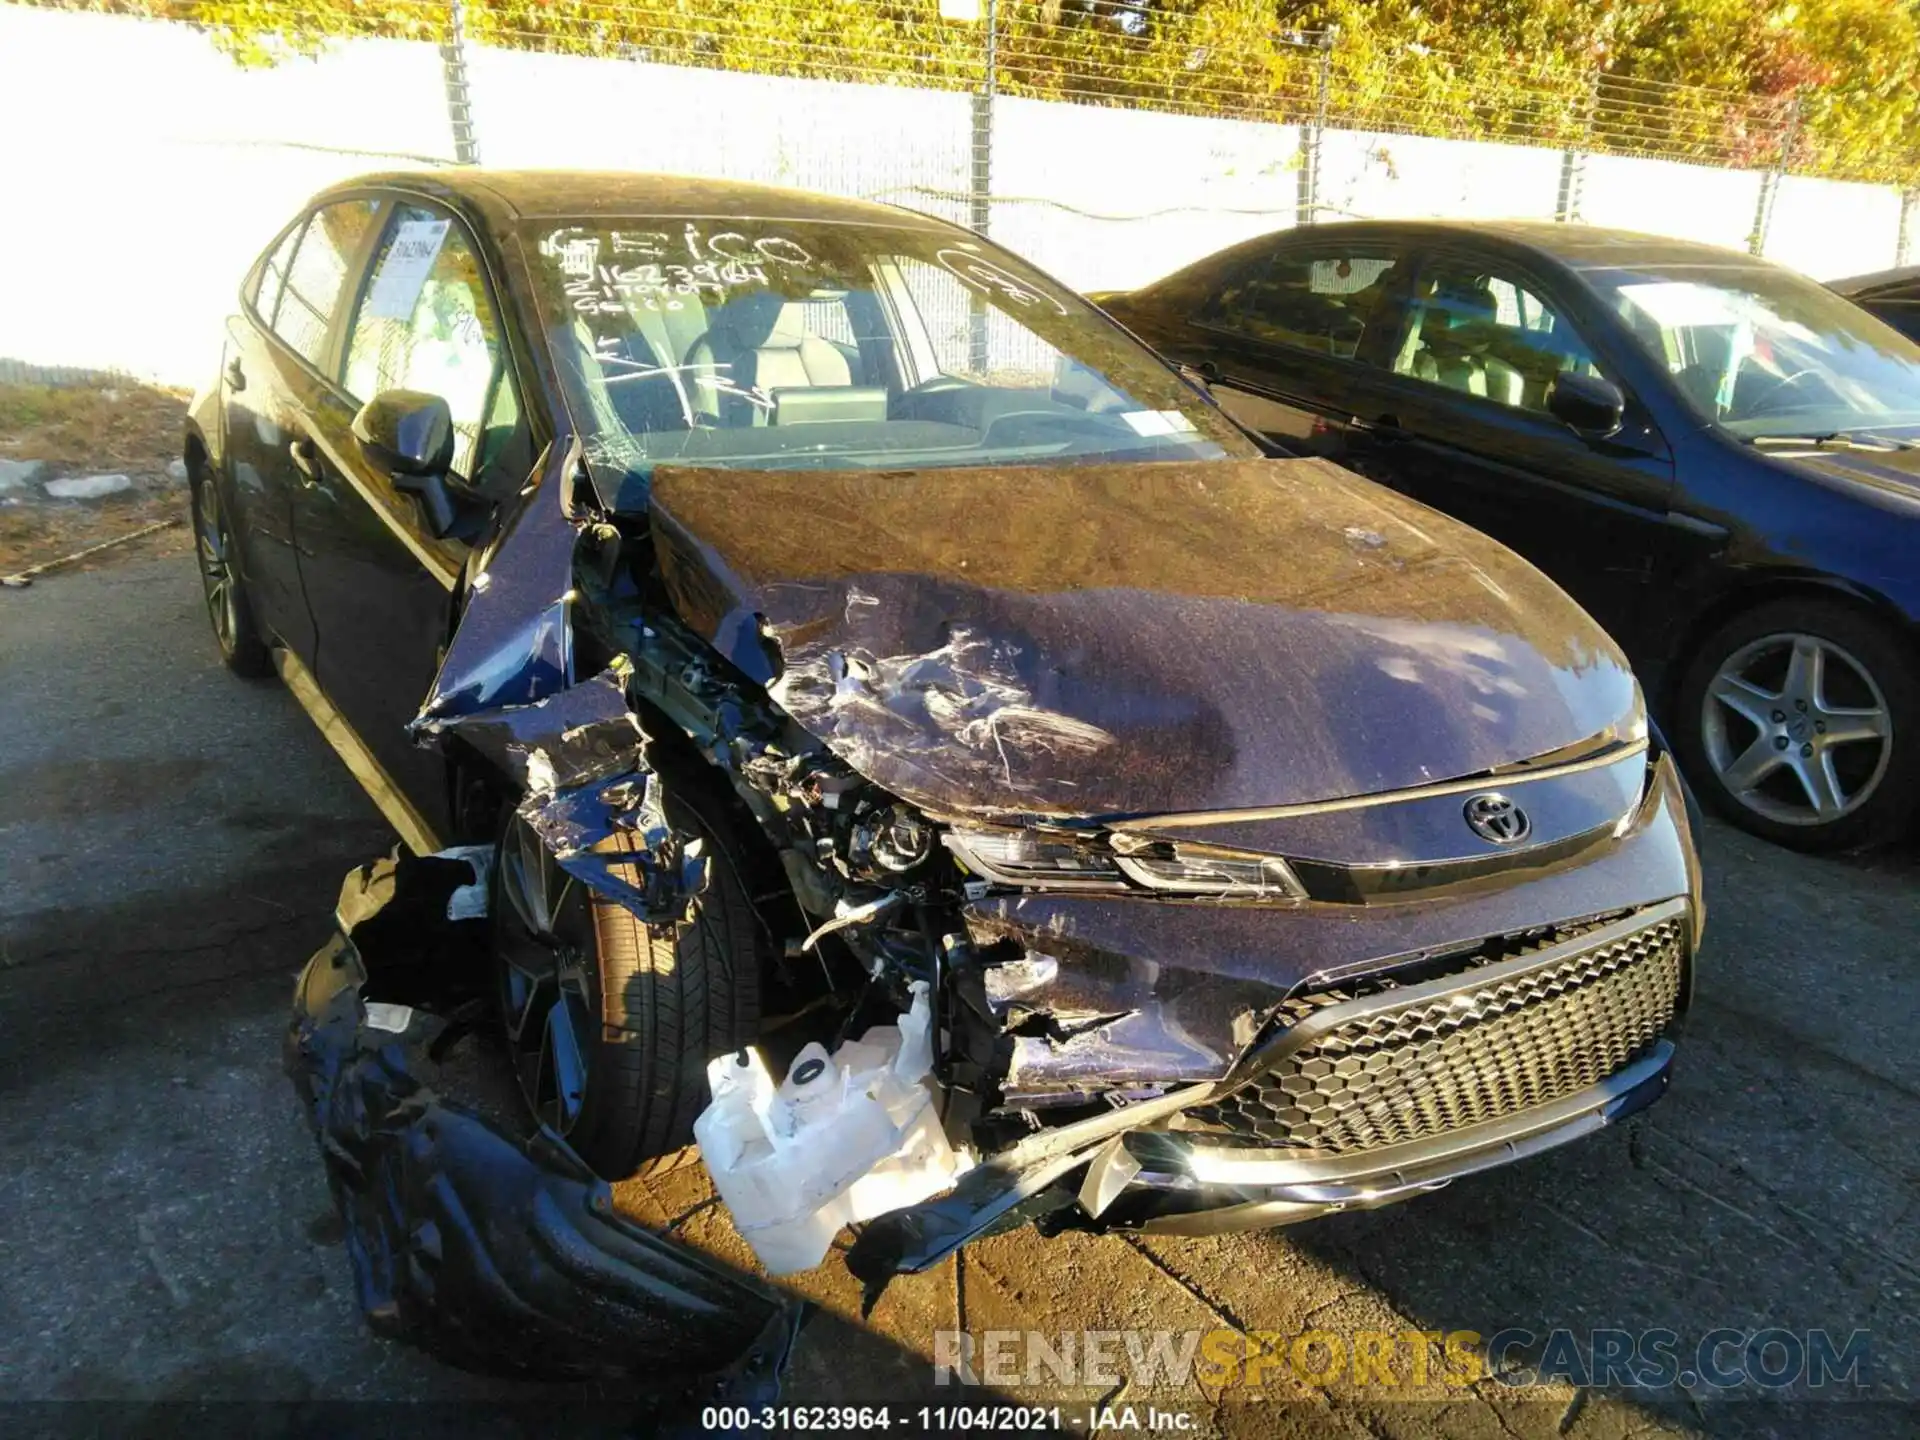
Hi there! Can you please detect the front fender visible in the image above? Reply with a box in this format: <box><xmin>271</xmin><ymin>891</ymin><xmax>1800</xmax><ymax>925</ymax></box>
<box><xmin>186</xmin><ymin>364</ymin><xmax>226</xmax><ymax>472</ymax></box>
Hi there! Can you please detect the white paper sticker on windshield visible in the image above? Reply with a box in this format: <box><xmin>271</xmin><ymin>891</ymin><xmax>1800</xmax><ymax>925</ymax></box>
<box><xmin>366</xmin><ymin>218</ymin><xmax>451</xmax><ymax>320</ymax></box>
<box><xmin>1120</xmin><ymin>409</ymin><xmax>1198</xmax><ymax>437</ymax></box>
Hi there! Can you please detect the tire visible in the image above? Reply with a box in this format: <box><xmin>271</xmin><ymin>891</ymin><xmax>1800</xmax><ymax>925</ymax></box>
<box><xmin>1674</xmin><ymin>597</ymin><xmax>1920</xmax><ymax>852</ymax></box>
<box><xmin>188</xmin><ymin>458</ymin><xmax>274</xmax><ymax>679</ymax></box>
<box><xmin>492</xmin><ymin>780</ymin><xmax>763</xmax><ymax>1178</ymax></box>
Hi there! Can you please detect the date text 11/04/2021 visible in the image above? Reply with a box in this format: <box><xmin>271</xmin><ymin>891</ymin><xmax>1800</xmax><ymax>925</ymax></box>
<box><xmin>699</xmin><ymin>1407</ymin><xmax>1193</xmax><ymax>1432</ymax></box>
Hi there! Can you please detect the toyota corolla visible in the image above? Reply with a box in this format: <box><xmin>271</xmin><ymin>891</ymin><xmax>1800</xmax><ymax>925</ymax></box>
<box><xmin>187</xmin><ymin>172</ymin><xmax>1701</xmax><ymax>1350</ymax></box>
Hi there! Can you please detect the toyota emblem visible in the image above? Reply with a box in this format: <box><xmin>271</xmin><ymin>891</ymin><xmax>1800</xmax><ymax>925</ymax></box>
<box><xmin>1464</xmin><ymin>793</ymin><xmax>1531</xmax><ymax>845</ymax></box>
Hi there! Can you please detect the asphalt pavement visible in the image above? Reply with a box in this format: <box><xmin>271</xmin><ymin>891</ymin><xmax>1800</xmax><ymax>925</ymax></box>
<box><xmin>1</xmin><ymin>556</ymin><xmax>1915</xmax><ymax>1437</ymax></box>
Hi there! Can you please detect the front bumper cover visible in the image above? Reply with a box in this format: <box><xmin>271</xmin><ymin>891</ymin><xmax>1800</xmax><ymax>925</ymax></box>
<box><xmin>1080</xmin><ymin>1037</ymin><xmax>1674</xmax><ymax>1236</ymax></box>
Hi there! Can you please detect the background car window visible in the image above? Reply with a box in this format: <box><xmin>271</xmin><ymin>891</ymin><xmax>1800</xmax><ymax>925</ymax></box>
<box><xmin>1592</xmin><ymin>272</ymin><xmax>1920</xmax><ymax>436</ymax></box>
<box><xmin>344</xmin><ymin>206</ymin><xmax>507</xmax><ymax>480</ymax></box>
<box><xmin>1392</xmin><ymin>261</ymin><xmax>1600</xmax><ymax>411</ymax></box>
<box><xmin>1197</xmin><ymin>249</ymin><xmax>1400</xmax><ymax>359</ymax></box>
<box><xmin>272</xmin><ymin>199</ymin><xmax>378</xmax><ymax>371</ymax></box>
<box><xmin>252</xmin><ymin>222</ymin><xmax>303</xmax><ymax>319</ymax></box>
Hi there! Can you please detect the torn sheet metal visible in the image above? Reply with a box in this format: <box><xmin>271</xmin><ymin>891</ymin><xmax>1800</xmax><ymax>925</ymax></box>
<box><xmin>513</xmin><ymin>768</ymin><xmax>709</xmax><ymax>923</ymax></box>
<box><xmin>415</xmin><ymin>440</ymin><xmax>586</xmax><ymax>727</ymax></box>
<box><xmin>415</xmin><ymin>658</ymin><xmax>643</xmax><ymax>795</ymax></box>
<box><xmin>285</xmin><ymin>848</ymin><xmax>798</xmax><ymax>1382</ymax></box>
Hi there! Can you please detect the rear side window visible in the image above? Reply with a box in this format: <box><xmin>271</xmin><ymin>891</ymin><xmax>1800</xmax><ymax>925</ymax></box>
<box><xmin>271</xmin><ymin>199</ymin><xmax>379</xmax><ymax>371</ymax></box>
<box><xmin>252</xmin><ymin>223</ymin><xmax>303</xmax><ymax>319</ymax></box>
<box><xmin>342</xmin><ymin>205</ymin><xmax>509</xmax><ymax>481</ymax></box>
<box><xmin>1199</xmin><ymin>247</ymin><xmax>1401</xmax><ymax>359</ymax></box>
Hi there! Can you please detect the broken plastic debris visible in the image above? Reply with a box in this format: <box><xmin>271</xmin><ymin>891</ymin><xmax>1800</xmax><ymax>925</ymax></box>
<box><xmin>693</xmin><ymin>983</ymin><xmax>971</xmax><ymax>1275</ymax></box>
<box><xmin>362</xmin><ymin>1001</ymin><xmax>414</xmax><ymax>1033</ymax></box>
<box><xmin>436</xmin><ymin>843</ymin><xmax>493</xmax><ymax>920</ymax></box>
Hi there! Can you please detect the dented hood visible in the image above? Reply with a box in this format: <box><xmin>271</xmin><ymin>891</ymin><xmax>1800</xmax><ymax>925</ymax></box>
<box><xmin>648</xmin><ymin>458</ymin><xmax>1638</xmax><ymax>820</ymax></box>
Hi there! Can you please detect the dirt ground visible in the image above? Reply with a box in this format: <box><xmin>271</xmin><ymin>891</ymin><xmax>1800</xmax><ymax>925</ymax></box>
<box><xmin>0</xmin><ymin>380</ymin><xmax>195</xmax><ymax>578</ymax></box>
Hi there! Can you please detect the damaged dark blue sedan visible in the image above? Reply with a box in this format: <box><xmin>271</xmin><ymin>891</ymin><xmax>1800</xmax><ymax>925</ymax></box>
<box><xmin>186</xmin><ymin>171</ymin><xmax>1701</xmax><ymax>1367</ymax></box>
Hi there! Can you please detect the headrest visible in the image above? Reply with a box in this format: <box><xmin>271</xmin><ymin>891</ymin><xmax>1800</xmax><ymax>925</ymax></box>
<box><xmin>1430</xmin><ymin>278</ymin><xmax>1499</xmax><ymax>327</ymax></box>
<box><xmin>762</xmin><ymin>302</ymin><xmax>810</xmax><ymax>350</ymax></box>
<box><xmin>713</xmin><ymin>290</ymin><xmax>789</xmax><ymax>349</ymax></box>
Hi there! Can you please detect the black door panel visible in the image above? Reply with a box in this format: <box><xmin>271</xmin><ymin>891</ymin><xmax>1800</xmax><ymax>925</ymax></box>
<box><xmin>300</xmin><ymin>199</ymin><xmax>525</xmax><ymax>844</ymax></box>
<box><xmin>296</xmin><ymin>387</ymin><xmax>461</xmax><ymax>843</ymax></box>
<box><xmin>1336</xmin><ymin>250</ymin><xmax>1677</xmax><ymax>652</ymax></box>
<box><xmin>220</xmin><ymin>313</ymin><xmax>315</xmax><ymax>662</ymax></box>
<box><xmin>1345</xmin><ymin>373</ymin><xmax>1674</xmax><ymax>641</ymax></box>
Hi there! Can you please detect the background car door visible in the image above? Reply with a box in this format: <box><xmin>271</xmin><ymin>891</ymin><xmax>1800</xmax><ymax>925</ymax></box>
<box><xmin>1336</xmin><ymin>248</ymin><xmax>1677</xmax><ymax>648</ymax></box>
<box><xmin>298</xmin><ymin>198</ymin><xmax>532</xmax><ymax>843</ymax></box>
<box><xmin>1127</xmin><ymin>238</ymin><xmax>1408</xmax><ymax>454</ymax></box>
<box><xmin>219</xmin><ymin>201</ymin><xmax>379</xmax><ymax>664</ymax></box>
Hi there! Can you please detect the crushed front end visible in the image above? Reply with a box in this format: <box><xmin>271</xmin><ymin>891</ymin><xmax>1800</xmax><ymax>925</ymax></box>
<box><xmin>610</xmin><ymin>458</ymin><xmax>1702</xmax><ymax>1296</ymax></box>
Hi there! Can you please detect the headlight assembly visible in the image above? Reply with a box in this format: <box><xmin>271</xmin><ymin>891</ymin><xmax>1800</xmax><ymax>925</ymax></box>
<box><xmin>944</xmin><ymin>827</ymin><xmax>1124</xmax><ymax>890</ymax></box>
<box><xmin>1112</xmin><ymin>839</ymin><xmax>1307</xmax><ymax>901</ymax></box>
<box><xmin>946</xmin><ymin>826</ymin><xmax>1305</xmax><ymax>902</ymax></box>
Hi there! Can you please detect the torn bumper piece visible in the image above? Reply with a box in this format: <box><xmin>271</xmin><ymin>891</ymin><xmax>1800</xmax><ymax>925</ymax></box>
<box><xmin>285</xmin><ymin>849</ymin><xmax>799</xmax><ymax>1384</ymax></box>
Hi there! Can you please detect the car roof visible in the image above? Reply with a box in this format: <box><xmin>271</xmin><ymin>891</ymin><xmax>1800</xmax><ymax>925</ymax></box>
<box><xmin>1264</xmin><ymin>218</ymin><xmax>1781</xmax><ymax>275</ymax></box>
<box><xmin>1827</xmin><ymin>265</ymin><xmax>1920</xmax><ymax>298</ymax></box>
<box><xmin>311</xmin><ymin>168</ymin><xmax>954</xmax><ymax>232</ymax></box>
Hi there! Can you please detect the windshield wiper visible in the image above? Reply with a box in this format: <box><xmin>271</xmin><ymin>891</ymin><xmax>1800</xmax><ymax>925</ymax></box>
<box><xmin>1750</xmin><ymin>431</ymin><xmax>1917</xmax><ymax>452</ymax></box>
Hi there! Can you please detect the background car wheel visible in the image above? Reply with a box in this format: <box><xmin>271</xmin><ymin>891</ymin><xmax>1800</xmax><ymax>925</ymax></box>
<box><xmin>1675</xmin><ymin>598</ymin><xmax>1919</xmax><ymax>852</ymax></box>
<box><xmin>187</xmin><ymin>460</ymin><xmax>273</xmax><ymax>678</ymax></box>
<box><xmin>491</xmin><ymin>782</ymin><xmax>763</xmax><ymax>1179</ymax></box>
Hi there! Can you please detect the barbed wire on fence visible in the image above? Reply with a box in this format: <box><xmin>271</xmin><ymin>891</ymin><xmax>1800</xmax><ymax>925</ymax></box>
<box><xmin>17</xmin><ymin>0</ymin><xmax>1914</xmax><ymax>185</ymax></box>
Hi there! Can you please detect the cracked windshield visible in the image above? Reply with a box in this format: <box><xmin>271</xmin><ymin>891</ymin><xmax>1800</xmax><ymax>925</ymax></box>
<box><xmin>522</xmin><ymin>217</ymin><xmax>1256</xmax><ymax>508</ymax></box>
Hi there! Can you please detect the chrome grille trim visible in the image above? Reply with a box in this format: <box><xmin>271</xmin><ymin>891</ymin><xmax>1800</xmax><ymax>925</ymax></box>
<box><xmin>1195</xmin><ymin>897</ymin><xmax>1689</xmax><ymax>1154</ymax></box>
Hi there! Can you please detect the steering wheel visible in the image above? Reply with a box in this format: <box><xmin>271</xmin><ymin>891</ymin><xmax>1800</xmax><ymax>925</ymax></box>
<box><xmin>1733</xmin><ymin>366</ymin><xmax>1823</xmax><ymax>418</ymax></box>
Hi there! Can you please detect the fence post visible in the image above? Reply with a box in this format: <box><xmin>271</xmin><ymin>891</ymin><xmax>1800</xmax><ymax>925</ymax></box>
<box><xmin>1898</xmin><ymin>185</ymin><xmax>1919</xmax><ymax>268</ymax></box>
<box><xmin>968</xmin><ymin>0</ymin><xmax>996</xmax><ymax>372</ymax></box>
<box><xmin>1747</xmin><ymin>92</ymin><xmax>1801</xmax><ymax>257</ymax></box>
<box><xmin>1298</xmin><ymin>28</ymin><xmax>1335</xmax><ymax>225</ymax></box>
<box><xmin>1556</xmin><ymin>71</ymin><xmax>1598</xmax><ymax>222</ymax></box>
<box><xmin>440</xmin><ymin>0</ymin><xmax>481</xmax><ymax>166</ymax></box>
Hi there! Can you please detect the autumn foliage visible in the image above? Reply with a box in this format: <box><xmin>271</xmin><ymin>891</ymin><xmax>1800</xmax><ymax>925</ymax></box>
<box><xmin>41</xmin><ymin>1</ymin><xmax>1920</xmax><ymax>183</ymax></box>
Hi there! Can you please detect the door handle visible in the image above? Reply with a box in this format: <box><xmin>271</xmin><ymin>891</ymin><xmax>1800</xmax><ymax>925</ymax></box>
<box><xmin>225</xmin><ymin>356</ymin><xmax>246</xmax><ymax>392</ymax></box>
<box><xmin>1370</xmin><ymin>413</ymin><xmax>1408</xmax><ymax>446</ymax></box>
<box><xmin>288</xmin><ymin>436</ymin><xmax>322</xmax><ymax>484</ymax></box>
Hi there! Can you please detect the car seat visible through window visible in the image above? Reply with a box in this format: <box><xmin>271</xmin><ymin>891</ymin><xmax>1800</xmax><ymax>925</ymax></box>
<box><xmin>686</xmin><ymin>292</ymin><xmax>853</xmax><ymax>427</ymax></box>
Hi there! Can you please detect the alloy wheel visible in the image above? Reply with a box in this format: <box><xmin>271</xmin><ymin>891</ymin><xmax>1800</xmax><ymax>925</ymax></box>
<box><xmin>1699</xmin><ymin>630</ymin><xmax>1893</xmax><ymax>827</ymax></box>
<box><xmin>192</xmin><ymin>473</ymin><xmax>239</xmax><ymax>654</ymax></box>
<box><xmin>495</xmin><ymin>817</ymin><xmax>599</xmax><ymax>1135</ymax></box>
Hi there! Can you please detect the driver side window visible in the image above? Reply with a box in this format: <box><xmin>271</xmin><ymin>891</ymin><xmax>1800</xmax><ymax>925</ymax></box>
<box><xmin>342</xmin><ymin>205</ymin><xmax>511</xmax><ymax>482</ymax></box>
<box><xmin>1198</xmin><ymin>247</ymin><xmax>1401</xmax><ymax>359</ymax></box>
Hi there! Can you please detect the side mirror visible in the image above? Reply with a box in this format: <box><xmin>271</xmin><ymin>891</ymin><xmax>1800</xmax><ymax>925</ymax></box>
<box><xmin>1547</xmin><ymin>371</ymin><xmax>1625</xmax><ymax>439</ymax></box>
<box><xmin>352</xmin><ymin>389</ymin><xmax>458</xmax><ymax>538</ymax></box>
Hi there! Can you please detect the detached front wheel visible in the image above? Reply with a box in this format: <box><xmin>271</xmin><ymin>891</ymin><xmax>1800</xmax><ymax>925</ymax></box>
<box><xmin>491</xmin><ymin>784</ymin><xmax>763</xmax><ymax>1178</ymax></box>
<box><xmin>1676</xmin><ymin>599</ymin><xmax>1919</xmax><ymax>852</ymax></box>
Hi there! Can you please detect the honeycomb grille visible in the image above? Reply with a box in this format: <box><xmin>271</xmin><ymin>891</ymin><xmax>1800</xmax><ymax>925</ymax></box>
<box><xmin>1196</xmin><ymin>917</ymin><xmax>1685</xmax><ymax>1153</ymax></box>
